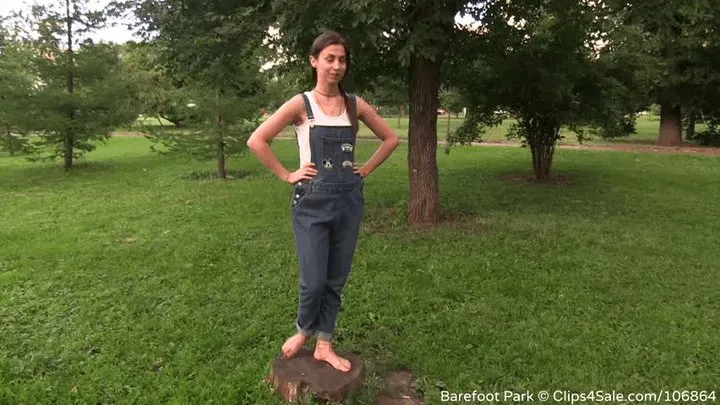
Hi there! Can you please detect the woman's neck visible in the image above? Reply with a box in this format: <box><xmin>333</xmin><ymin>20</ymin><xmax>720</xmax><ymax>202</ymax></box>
<box><xmin>314</xmin><ymin>83</ymin><xmax>340</xmax><ymax>97</ymax></box>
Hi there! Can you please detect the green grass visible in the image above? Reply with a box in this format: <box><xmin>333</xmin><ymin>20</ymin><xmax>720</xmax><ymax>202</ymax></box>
<box><xmin>2</xmin><ymin>138</ymin><xmax>719</xmax><ymax>404</ymax></box>
<box><xmin>276</xmin><ymin>113</ymin><xmax>698</xmax><ymax>146</ymax></box>
<box><xmin>130</xmin><ymin>112</ymin><xmax>702</xmax><ymax>147</ymax></box>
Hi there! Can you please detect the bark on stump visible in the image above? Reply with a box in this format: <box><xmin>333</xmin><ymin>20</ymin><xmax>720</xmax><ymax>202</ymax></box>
<box><xmin>268</xmin><ymin>348</ymin><xmax>364</xmax><ymax>403</ymax></box>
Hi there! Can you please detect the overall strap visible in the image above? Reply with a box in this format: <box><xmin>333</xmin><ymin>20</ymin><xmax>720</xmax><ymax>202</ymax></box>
<box><xmin>300</xmin><ymin>93</ymin><xmax>314</xmax><ymax>121</ymax></box>
<box><xmin>347</xmin><ymin>93</ymin><xmax>358</xmax><ymax>135</ymax></box>
<box><xmin>347</xmin><ymin>93</ymin><xmax>356</xmax><ymax>117</ymax></box>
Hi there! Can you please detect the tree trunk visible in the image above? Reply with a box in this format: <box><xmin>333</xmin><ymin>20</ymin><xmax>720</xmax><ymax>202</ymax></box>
<box><xmin>658</xmin><ymin>93</ymin><xmax>682</xmax><ymax>147</ymax></box>
<box><xmin>526</xmin><ymin>120</ymin><xmax>559</xmax><ymax>181</ymax></box>
<box><xmin>216</xmin><ymin>94</ymin><xmax>226</xmax><ymax>179</ymax></box>
<box><xmin>407</xmin><ymin>53</ymin><xmax>440</xmax><ymax>227</ymax></box>
<box><xmin>398</xmin><ymin>104</ymin><xmax>403</xmax><ymax>129</ymax></box>
<box><xmin>215</xmin><ymin>87</ymin><xmax>226</xmax><ymax>179</ymax></box>
<box><xmin>686</xmin><ymin>110</ymin><xmax>696</xmax><ymax>141</ymax></box>
<box><xmin>529</xmin><ymin>139</ymin><xmax>556</xmax><ymax>181</ymax></box>
<box><xmin>5</xmin><ymin>124</ymin><xmax>14</xmax><ymax>156</ymax></box>
<box><xmin>64</xmin><ymin>136</ymin><xmax>74</xmax><ymax>169</ymax></box>
<box><xmin>217</xmin><ymin>137</ymin><xmax>226</xmax><ymax>179</ymax></box>
<box><xmin>64</xmin><ymin>0</ymin><xmax>74</xmax><ymax>171</ymax></box>
<box><xmin>446</xmin><ymin>113</ymin><xmax>451</xmax><ymax>138</ymax></box>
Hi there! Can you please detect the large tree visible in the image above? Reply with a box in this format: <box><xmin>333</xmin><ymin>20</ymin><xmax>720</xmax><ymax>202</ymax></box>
<box><xmin>448</xmin><ymin>0</ymin><xmax>646</xmax><ymax>180</ymax></box>
<box><xmin>606</xmin><ymin>0</ymin><xmax>720</xmax><ymax>146</ymax></box>
<box><xmin>120</xmin><ymin>0</ymin><xmax>270</xmax><ymax>179</ymax></box>
<box><xmin>0</xmin><ymin>21</ymin><xmax>34</xmax><ymax>155</ymax></box>
<box><xmin>15</xmin><ymin>0</ymin><xmax>138</xmax><ymax>169</ymax></box>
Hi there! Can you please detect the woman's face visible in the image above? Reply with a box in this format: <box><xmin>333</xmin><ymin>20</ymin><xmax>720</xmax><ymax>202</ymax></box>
<box><xmin>311</xmin><ymin>44</ymin><xmax>347</xmax><ymax>85</ymax></box>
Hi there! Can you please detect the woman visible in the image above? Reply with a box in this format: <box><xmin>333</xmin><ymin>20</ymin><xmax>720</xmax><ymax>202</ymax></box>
<box><xmin>247</xmin><ymin>31</ymin><xmax>399</xmax><ymax>372</ymax></box>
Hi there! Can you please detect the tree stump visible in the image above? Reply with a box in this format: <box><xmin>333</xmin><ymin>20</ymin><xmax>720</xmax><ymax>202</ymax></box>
<box><xmin>268</xmin><ymin>348</ymin><xmax>364</xmax><ymax>403</ymax></box>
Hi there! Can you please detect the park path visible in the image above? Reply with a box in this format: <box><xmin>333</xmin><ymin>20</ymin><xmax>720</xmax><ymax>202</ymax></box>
<box><xmin>112</xmin><ymin>131</ymin><xmax>720</xmax><ymax>157</ymax></box>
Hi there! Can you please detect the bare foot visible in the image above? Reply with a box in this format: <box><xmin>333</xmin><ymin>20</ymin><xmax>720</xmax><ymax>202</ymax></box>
<box><xmin>313</xmin><ymin>340</ymin><xmax>351</xmax><ymax>372</ymax></box>
<box><xmin>281</xmin><ymin>333</ymin><xmax>307</xmax><ymax>358</ymax></box>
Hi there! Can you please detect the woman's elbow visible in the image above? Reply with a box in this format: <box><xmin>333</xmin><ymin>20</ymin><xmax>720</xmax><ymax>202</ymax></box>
<box><xmin>389</xmin><ymin>134</ymin><xmax>400</xmax><ymax>149</ymax></box>
<box><xmin>246</xmin><ymin>133</ymin><xmax>261</xmax><ymax>151</ymax></box>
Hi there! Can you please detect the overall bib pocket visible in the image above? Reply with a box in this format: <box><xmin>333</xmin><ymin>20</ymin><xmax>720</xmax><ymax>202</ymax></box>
<box><xmin>319</xmin><ymin>131</ymin><xmax>356</xmax><ymax>183</ymax></box>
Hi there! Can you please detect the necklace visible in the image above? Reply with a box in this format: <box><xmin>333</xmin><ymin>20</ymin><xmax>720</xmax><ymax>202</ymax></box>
<box><xmin>314</xmin><ymin>89</ymin><xmax>340</xmax><ymax>98</ymax></box>
<box><xmin>312</xmin><ymin>90</ymin><xmax>344</xmax><ymax>117</ymax></box>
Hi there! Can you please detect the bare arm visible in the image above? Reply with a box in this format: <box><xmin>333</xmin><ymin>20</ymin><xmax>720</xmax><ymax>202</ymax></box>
<box><xmin>355</xmin><ymin>96</ymin><xmax>400</xmax><ymax>177</ymax></box>
<box><xmin>246</xmin><ymin>95</ymin><xmax>317</xmax><ymax>183</ymax></box>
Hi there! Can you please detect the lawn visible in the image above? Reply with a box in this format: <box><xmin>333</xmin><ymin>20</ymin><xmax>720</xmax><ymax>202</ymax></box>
<box><xmin>133</xmin><ymin>111</ymin><xmax>707</xmax><ymax>147</ymax></box>
<box><xmin>1</xmin><ymin>137</ymin><xmax>719</xmax><ymax>404</ymax></box>
<box><xmin>274</xmin><ymin>113</ymin><xmax>702</xmax><ymax>146</ymax></box>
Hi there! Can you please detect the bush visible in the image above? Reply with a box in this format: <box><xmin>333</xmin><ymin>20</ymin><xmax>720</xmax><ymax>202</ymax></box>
<box><xmin>690</xmin><ymin>116</ymin><xmax>720</xmax><ymax>146</ymax></box>
<box><xmin>648</xmin><ymin>104</ymin><xmax>661</xmax><ymax>116</ymax></box>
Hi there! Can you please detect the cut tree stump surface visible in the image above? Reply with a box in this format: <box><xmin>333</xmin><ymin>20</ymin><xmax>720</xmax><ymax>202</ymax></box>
<box><xmin>268</xmin><ymin>347</ymin><xmax>364</xmax><ymax>403</ymax></box>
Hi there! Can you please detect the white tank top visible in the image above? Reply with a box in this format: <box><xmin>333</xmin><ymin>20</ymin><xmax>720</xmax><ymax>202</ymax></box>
<box><xmin>293</xmin><ymin>91</ymin><xmax>352</xmax><ymax>168</ymax></box>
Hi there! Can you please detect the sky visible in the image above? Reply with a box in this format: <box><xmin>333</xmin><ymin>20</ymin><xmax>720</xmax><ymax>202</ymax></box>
<box><xmin>1</xmin><ymin>0</ymin><xmax>478</xmax><ymax>44</ymax></box>
<box><xmin>0</xmin><ymin>0</ymin><xmax>142</xmax><ymax>43</ymax></box>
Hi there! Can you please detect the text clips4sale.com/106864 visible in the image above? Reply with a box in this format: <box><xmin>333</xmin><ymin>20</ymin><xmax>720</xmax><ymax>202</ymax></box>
<box><xmin>440</xmin><ymin>389</ymin><xmax>717</xmax><ymax>403</ymax></box>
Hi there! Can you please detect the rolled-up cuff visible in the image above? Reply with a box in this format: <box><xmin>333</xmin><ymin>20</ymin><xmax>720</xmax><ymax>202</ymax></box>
<box><xmin>295</xmin><ymin>321</ymin><xmax>315</xmax><ymax>337</ymax></box>
<box><xmin>315</xmin><ymin>331</ymin><xmax>334</xmax><ymax>341</ymax></box>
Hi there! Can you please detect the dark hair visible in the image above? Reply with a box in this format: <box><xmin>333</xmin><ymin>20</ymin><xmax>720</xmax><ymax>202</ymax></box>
<box><xmin>309</xmin><ymin>31</ymin><xmax>358</xmax><ymax>133</ymax></box>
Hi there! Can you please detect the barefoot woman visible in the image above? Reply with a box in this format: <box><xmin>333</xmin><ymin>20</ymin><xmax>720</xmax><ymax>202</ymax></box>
<box><xmin>247</xmin><ymin>31</ymin><xmax>399</xmax><ymax>372</ymax></box>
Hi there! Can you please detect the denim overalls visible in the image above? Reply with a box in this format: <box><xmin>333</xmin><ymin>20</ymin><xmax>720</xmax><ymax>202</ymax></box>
<box><xmin>291</xmin><ymin>93</ymin><xmax>364</xmax><ymax>341</ymax></box>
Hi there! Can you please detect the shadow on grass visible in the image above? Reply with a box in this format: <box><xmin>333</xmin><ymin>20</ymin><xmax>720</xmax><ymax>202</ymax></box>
<box><xmin>360</xmin><ymin>203</ymin><xmax>482</xmax><ymax>236</ymax></box>
<box><xmin>0</xmin><ymin>160</ymin><xmax>126</xmax><ymax>190</ymax></box>
<box><xmin>0</xmin><ymin>154</ymin><xmax>264</xmax><ymax>191</ymax></box>
<box><xmin>178</xmin><ymin>169</ymin><xmax>254</xmax><ymax>181</ymax></box>
<box><xmin>436</xmin><ymin>155</ymin><xmax>658</xmax><ymax>223</ymax></box>
<box><xmin>354</xmin><ymin>155</ymin><xmax>607</xmax><ymax>234</ymax></box>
